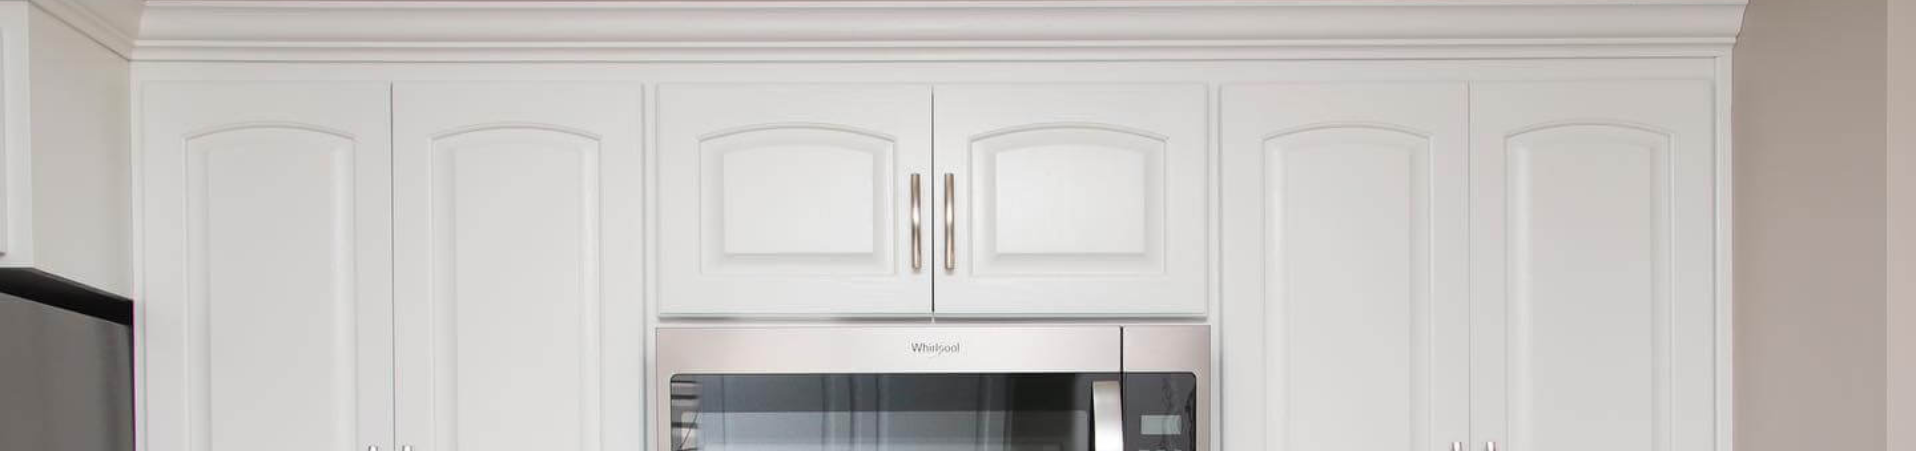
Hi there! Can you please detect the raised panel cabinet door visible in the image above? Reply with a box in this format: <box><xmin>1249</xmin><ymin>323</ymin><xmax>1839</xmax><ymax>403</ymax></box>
<box><xmin>932</xmin><ymin>84</ymin><xmax>1208</xmax><ymax>315</ymax></box>
<box><xmin>1220</xmin><ymin>83</ymin><xmax>1471</xmax><ymax>451</ymax></box>
<box><xmin>393</xmin><ymin>83</ymin><xmax>645</xmax><ymax>451</ymax></box>
<box><xmin>140</xmin><ymin>83</ymin><xmax>394</xmax><ymax>451</ymax></box>
<box><xmin>1469</xmin><ymin>81</ymin><xmax>1716</xmax><ymax>451</ymax></box>
<box><xmin>655</xmin><ymin>84</ymin><xmax>932</xmax><ymax>315</ymax></box>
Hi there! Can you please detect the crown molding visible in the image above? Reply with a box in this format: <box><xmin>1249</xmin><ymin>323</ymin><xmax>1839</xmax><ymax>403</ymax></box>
<box><xmin>26</xmin><ymin>0</ymin><xmax>137</xmax><ymax>57</ymax></box>
<box><xmin>133</xmin><ymin>0</ymin><xmax>1750</xmax><ymax>62</ymax></box>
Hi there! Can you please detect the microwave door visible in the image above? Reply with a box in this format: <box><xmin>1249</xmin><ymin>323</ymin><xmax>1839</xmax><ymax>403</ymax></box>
<box><xmin>667</xmin><ymin>373</ymin><xmax>1118</xmax><ymax>451</ymax></box>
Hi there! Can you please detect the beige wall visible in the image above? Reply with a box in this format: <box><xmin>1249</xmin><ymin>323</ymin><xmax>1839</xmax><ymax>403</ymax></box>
<box><xmin>1891</xmin><ymin>0</ymin><xmax>1915</xmax><ymax>448</ymax></box>
<box><xmin>1734</xmin><ymin>1</ymin><xmax>1889</xmax><ymax>451</ymax></box>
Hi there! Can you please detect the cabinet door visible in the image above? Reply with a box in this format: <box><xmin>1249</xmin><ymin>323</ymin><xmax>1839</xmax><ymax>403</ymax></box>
<box><xmin>393</xmin><ymin>83</ymin><xmax>645</xmax><ymax>451</ymax></box>
<box><xmin>141</xmin><ymin>83</ymin><xmax>394</xmax><ymax>451</ymax></box>
<box><xmin>1220</xmin><ymin>83</ymin><xmax>1471</xmax><ymax>451</ymax></box>
<box><xmin>932</xmin><ymin>84</ymin><xmax>1208</xmax><ymax>315</ymax></box>
<box><xmin>1469</xmin><ymin>81</ymin><xmax>1716</xmax><ymax>451</ymax></box>
<box><xmin>655</xmin><ymin>84</ymin><xmax>932</xmax><ymax>316</ymax></box>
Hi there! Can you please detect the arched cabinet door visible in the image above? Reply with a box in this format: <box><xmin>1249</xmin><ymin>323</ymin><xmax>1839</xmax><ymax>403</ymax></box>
<box><xmin>1468</xmin><ymin>81</ymin><xmax>1717</xmax><ymax>451</ymax></box>
<box><xmin>140</xmin><ymin>83</ymin><xmax>394</xmax><ymax>451</ymax></box>
<box><xmin>1220</xmin><ymin>83</ymin><xmax>1470</xmax><ymax>451</ymax></box>
<box><xmin>392</xmin><ymin>83</ymin><xmax>645</xmax><ymax>451</ymax></box>
<box><xmin>655</xmin><ymin>84</ymin><xmax>932</xmax><ymax>316</ymax></box>
<box><xmin>932</xmin><ymin>84</ymin><xmax>1208</xmax><ymax>316</ymax></box>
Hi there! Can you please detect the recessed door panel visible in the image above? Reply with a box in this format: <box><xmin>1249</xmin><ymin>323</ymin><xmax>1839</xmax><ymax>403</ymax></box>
<box><xmin>971</xmin><ymin>124</ymin><xmax>1163</xmax><ymax>274</ymax></box>
<box><xmin>195</xmin><ymin>127</ymin><xmax>359</xmax><ymax>451</ymax></box>
<box><xmin>702</xmin><ymin>125</ymin><xmax>893</xmax><ymax>272</ymax></box>
<box><xmin>933</xmin><ymin>84</ymin><xmax>1207</xmax><ymax>315</ymax></box>
<box><xmin>657</xmin><ymin>84</ymin><xmax>931</xmax><ymax>315</ymax></box>
<box><xmin>142</xmin><ymin>83</ymin><xmax>393</xmax><ymax>451</ymax></box>
<box><xmin>1507</xmin><ymin>124</ymin><xmax>1665</xmax><ymax>451</ymax></box>
<box><xmin>395</xmin><ymin>83</ymin><xmax>646</xmax><ymax>451</ymax></box>
<box><xmin>1221</xmin><ymin>83</ymin><xmax>1469</xmax><ymax>451</ymax></box>
<box><xmin>1470</xmin><ymin>81</ymin><xmax>1716</xmax><ymax>451</ymax></box>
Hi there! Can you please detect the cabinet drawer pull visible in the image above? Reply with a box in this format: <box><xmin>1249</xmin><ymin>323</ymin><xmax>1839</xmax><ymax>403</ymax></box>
<box><xmin>911</xmin><ymin>174</ymin><xmax>922</xmax><ymax>271</ymax></box>
<box><xmin>943</xmin><ymin>173</ymin><xmax>956</xmax><ymax>272</ymax></box>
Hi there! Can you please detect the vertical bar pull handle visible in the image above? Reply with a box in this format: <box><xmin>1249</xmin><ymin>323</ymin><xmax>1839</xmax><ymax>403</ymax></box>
<box><xmin>1487</xmin><ymin>442</ymin><xmax>1499</xmax><ymax>451</ymax></box>
<box><xmin>1452</xmin><ymin>442</ymin><xmax>1464</xmax><ymax>451</ymax></box>
<box><xmin>367</xmin><ymin>447</ymin><xmax>378</xmax><ymax>451</ymax></box>
<box><xmin>910</xmin><ymin>174</ymin><xmax>922</xmax><ymax>271</ymax></box>
<box><xmin>1091</xmin><ymin>380</ymin><xmax>1123</xmax><ymax>451</ymax></box>
<box><xmin>943</xmin><ymin>173</ymin><xmax>956</xmax><ymax>272</ymax></box>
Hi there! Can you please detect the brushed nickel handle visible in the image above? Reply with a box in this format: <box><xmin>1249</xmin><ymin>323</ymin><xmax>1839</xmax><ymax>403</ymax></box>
<box><xmin>367</xmin><ymin>447</ymin><xmax>378</xmax><ymax>451</ymax></box>
<box><xmin>402</xmin><ymin>446</ymin><xmax>413</xmax><ymax>451</ymax></box>
<box><xmin>1091</xmin><ymin>380</ymin><xmax>1123</xmax><ymax>451</ymax></box>
<box><xmin>910</xmin><ymin>174</ymin><xmax>922</xmax><ymax>271</ymax></box>
<box><xmin>1452</xmin><ymin>442</ymin><xmax>1463</xmax><ymax>451</ymax></box>
<box><xmin>943</xmin><ymin>173</ymin><xmax>956</xmax><ymax>271</ymax></box>
<box><xmin>1486</xmin><ymin>442</ymin><xmax>1499</xmax><ymax>451</ymax></box>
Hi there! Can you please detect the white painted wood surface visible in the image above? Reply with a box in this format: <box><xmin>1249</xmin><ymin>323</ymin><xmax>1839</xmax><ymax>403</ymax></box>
<box><xmin>129</xmin><ymin>0</ymin><xmax>1748</xmax><ymax>62</ymax></box>
<box><xmin>655</xmin><ymin>84</ymin><xmax>931</xmax><ymax>316</ymax></box>
<box><xmin>1221</xmin><ymin>83</ymin><xmax>1470</xmax><ymax>451</ymax></box>
<box><xmin>932</xmin><ymin>84</ymin><xmax>1208</xmax><ymax>316</ymax></box>
<box><xmin>140</xmin><ymin>82</ymin><xmax>393</xmax><ymax>451</ymax></box>
<box><xmin>1469</xmin><ymin>80</ymin><xmax>1717</xmax><ymax>451</ymax></box>
<box><xmin>0</xmin><ymin>5</ymin><xmax>133</xmax><ymax>296</ymax></box>
<box><xmin>393</xmin><ymin>83</ymin><xmax>646</xmax><ymax>451</ymax></box>
<box><xmin>130</xmin><ymin>56</ymin><xmax>1733</xmax><ymax>451</ymax></box>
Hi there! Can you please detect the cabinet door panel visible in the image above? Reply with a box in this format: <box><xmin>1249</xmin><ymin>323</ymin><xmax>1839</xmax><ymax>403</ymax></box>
<box><xmin>933</xmin><ymin>84</ymin><xmax>1207</xmax><ymax>315</ymax></box>
<box><xmin>1470</xmin><ymin>81</ymin><xmax>1716</xmax><ymax>451</ymax></box>
<box><xmin>656</xmin><ymin>84</ymin><xmax>931</xmax><ymax>315</ymax></box>
<box><xmin>1221</xmin><ymin>83</ymin><xmax>1469</xmax><ymax>451</ymax></box>
<box><xmin>141</xmin><ymin>83</ymin><xmax>393</xmax><ymax>451</ymax></box>
<box><xmin>394</xmin><ymin>83</ymin><xmax>645</xmax><ymax>451</ymax></box>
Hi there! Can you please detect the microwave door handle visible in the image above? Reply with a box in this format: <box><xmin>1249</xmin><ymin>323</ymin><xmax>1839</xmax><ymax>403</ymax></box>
<box><xmin>1091</xmin><ymin>380</ymin><xmax>1123</xmax><ymax>451</ymax></box>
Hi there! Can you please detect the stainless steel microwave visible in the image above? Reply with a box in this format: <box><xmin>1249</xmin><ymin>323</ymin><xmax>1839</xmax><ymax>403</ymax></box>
<box><xmin>656</xmin><ymin>326</ymin><xmax>1209</xmax><ymax>451</ymax></box>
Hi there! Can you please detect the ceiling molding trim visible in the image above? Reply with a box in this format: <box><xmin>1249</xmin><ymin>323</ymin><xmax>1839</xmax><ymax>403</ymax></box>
<box><xmin>28</xmin><ymin>0</ymin><xmax>135</xmax><ymax>57</ymax></box>
<box><xmin>133</xmin><ymin>0</ymin><xmax>1751</xmax><ymax>62</ymax></box>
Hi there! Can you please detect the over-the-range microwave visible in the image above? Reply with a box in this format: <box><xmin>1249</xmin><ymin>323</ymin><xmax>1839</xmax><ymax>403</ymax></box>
<box><xmin>656</xmin><ymin>326</ymin><xmax>1208</xmax><ymax>451</ymax></box>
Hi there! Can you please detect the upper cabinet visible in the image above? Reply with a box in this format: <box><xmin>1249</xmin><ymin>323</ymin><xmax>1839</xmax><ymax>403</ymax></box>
<box><xmin>141</xmin><ymin>82</ymin><xmax>395</xmax><ymax>451</ymax></box>
<box><xmin>655</xmin><ymin>84</ymin><xmax>932</xmax><ymax>316</ymax></box>
<box><xmin>1220</xmin><ymin>83</ymin><xmax>1470</xmax><ymax>451</ymax></box>
<box><xmin>393</xmin><ymin>83</ymin><xmax>646</xmax><ymax>451</ymax></box>
<box><xmin>0</xmin><ymin>5</ymin><xmax>132</xmax><ymax>298</ymax></box>
<box><xmin>932</xmin><ymin>84</ymin><xmax>1209</xmax><ymax>315</ymax></box>
<box><xmin>654</xmin><ymin>84</ymin><xmax>1209</xmax><ymax>317</ymax></box>
<box><xmin>1468</xmin><ymin>80</ymin><xmax>1717</xmax><ymax>451</ymax></box>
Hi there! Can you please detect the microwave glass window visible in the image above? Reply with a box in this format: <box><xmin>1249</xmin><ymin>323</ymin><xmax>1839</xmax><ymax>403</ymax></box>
<box><xmin>669</xmin><ymin>373</ymin><xmax>1119</xmax><ymax>451</ymax></box>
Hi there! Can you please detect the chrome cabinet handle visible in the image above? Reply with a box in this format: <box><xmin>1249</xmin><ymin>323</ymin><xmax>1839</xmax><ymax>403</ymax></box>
<box><xmin>1452</xmin><ymin>442</ymin><xmax>1463</xmax><ymax>451</ymax></box>
<box><xmin>910</xmin><ymin>174</ymin><xmax>922</xmax><ymax>271</ymax></box>
<box><xmin>943</xmin><ymin>173</ymin><xmax>956</xmax><ymax>271</ymax></box>
<box><xmin>1487</xmin><ymin>442</ymin><xmax>1499</xmax><ymax>451</ymax></box>
<box><xmin>367</xmin><ymin>447</ymin><xmax>378</xmax><ymax>451</ymax></box>
<box><xmin>1091</xmin><ymin>380</ymin><xmax>1123</xmax><ymax>451</ymax></box>
<box><xmin>402</xmin><ymin>447</ymin><xmax>413</xmax><ymax>451</ymax></box>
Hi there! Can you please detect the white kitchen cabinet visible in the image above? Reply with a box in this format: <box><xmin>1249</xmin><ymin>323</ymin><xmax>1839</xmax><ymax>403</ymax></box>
<box><xmin>393</xmin><ymin>83</ymin><xmax>646</xmax><ymax>451</ymax></box>
<box><xmin>0</xmin><ymin>5</ymin><xmax>131</xmax><ymax>297</ymax></box>
<box><xmin>140</xmin><ymin>83</ymin><xmax>395</xmax><ymax>451</ymax></box>
<box><xmin>656</xmin><ymin>83</ymin><xmax>1209</xmax><ymax>317</ymax></box>
<box><xmin>932</xmin><ymin>84</ymin><xmax>1209</xmax><ymax>316</ymax></box>
<box><xmin>1220</xmin><ymin>83</ymin><xmax>1471</xmax><ymax>451</ymax></box>
<box><xmin>1468</xmin><ymin>81</ymin><xmax>1717</xmax><ymax>451</ymax></box>
<box><xmin>655</xmin><ymin>84</ymin><xmax>932</xmax><ymax>316</ymax></box>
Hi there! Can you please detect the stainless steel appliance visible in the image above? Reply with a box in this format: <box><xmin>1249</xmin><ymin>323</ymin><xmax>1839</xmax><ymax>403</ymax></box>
<box><xmin>656</xmin><ymin>326</ymin><xmax>1208</xmax><ymax>451</ymax></box>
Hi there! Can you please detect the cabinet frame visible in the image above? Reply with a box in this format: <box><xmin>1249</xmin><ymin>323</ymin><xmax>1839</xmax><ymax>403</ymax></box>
<box><xmin>134</xmin><ymin>57</ymin><xmax>1735</xmax><ymax>451</ymax></box>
